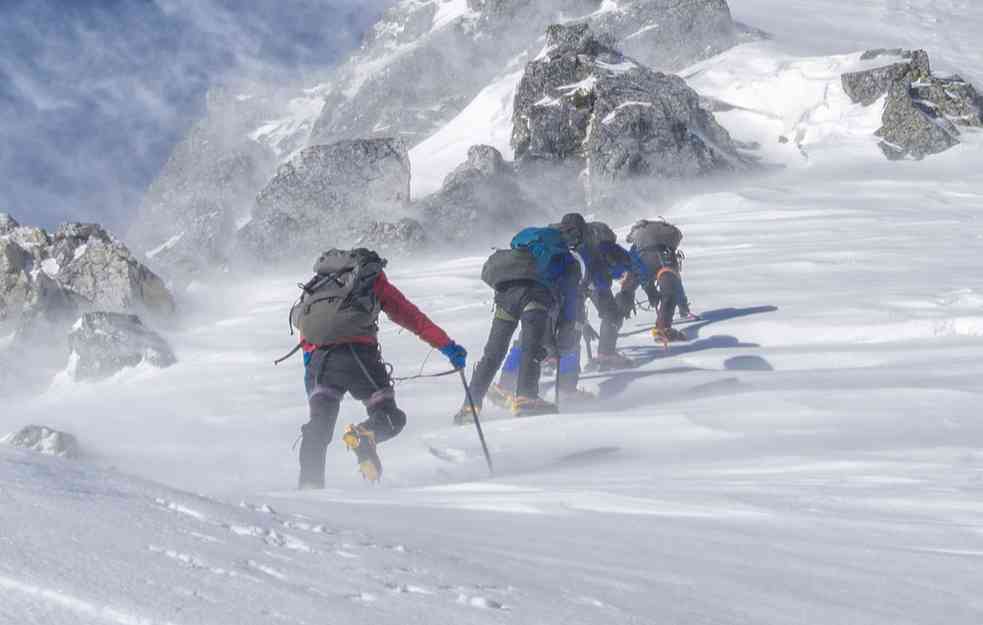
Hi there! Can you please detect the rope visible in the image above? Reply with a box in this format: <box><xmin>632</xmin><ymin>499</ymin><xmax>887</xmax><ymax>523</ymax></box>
<box><xmin>392</xmin><ymin>368</ymin><xmax>460</xmax><ymax>383</ymax></box>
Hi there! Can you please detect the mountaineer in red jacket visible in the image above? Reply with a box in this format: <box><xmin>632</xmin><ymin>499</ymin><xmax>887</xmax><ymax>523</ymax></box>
<box><xmin>290</xmin><ymin>248</ymin><xmax>466</xmax><ymax>487</ymax></box>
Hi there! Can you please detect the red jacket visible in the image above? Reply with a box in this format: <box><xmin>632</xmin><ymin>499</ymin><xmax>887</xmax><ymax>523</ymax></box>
<box><xmin>302</xmin><ymin>272</ymin><xmax>451</xmax><ymax>352</ymax></box>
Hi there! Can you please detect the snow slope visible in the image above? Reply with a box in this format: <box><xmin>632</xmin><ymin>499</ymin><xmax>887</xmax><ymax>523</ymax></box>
<box><xmin>5</xmin><ymin>1</ymin><xmax>983</xmax><ymax>623</ymax></box>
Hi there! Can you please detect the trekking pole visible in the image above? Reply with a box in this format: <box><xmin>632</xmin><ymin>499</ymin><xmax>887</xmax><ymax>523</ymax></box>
<box><xmin>458</xmin><ymin>369</ymin><xmax>494</xmax><ymax>476</ymax></box>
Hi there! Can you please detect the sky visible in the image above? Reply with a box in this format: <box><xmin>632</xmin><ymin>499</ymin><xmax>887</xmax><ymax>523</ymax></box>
<box><xmin>0</xmin><ymin>0</ymin><xmax>391</xmax><ymax>231</ymax></box>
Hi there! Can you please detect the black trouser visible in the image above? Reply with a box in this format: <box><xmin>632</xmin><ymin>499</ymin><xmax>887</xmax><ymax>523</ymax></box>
<box><xmin>655</xmin><ymin>271</ymin><xmax>683</xmax><ymax>329</ymax></box>
<box><xmin>299</xmin><ymin>343</ymin><xmax>406</xmax><ymax>487</ymax></box>
<box><xmin>470</xmin><ymin>283</ymin><xmax>553</xmax><ymax>402</ymax></box>
<box><xmin>589</xmin><ymin>286</ymin><xmax>622</xmax><ymax>356</ymax></box>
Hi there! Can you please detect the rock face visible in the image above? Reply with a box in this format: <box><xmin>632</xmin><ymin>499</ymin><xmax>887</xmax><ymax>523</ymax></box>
<box><xmin>512</xmin><ymin>23</ymin><xmax>743</xmax><ymax>205</ymax></box>
<box><xmin>134</xmin><ymin>1</ymin><xmax>750</xmax><ymax>274</ymax></box>
<box><xmin>308</xmin><ymin>0</ymin><xmax>745</xmax><ymax>149</ymax></box>
<box><xmin>587</xmin><ymin>0</ymin><xmax>740</xmax><ymax>70</ymax></box>
<box><xmin>129</xmin><ymin>86</ymin><xmax>277</xmax><ymax>280</ymax></box>
<box><xmin>842</xmin><ymin>49</ymin><xmax>983</xmax><ymax>159</ymax></box>
<box><xmin>1</xmin><ymin>425</ymin><xmax>81</xmax><ymax>459</ymax></box>
<box><xmin>418</xmin><ymin>145</ymin><xmax>540</xmax><ymax>242</ymax></box>
<box><xmin>68</xmin><ymin>312</ymin><xmax>177</xmax><ymax>381</ymax></box>
<box><xmin>1</xmin><ymin>216</ymin><xmax>174</xmax><ymax>336</ymax></box>
<box><xmin>237</xmin><ymin>138</ymin><xmax>411</xmax><ymax>261</ymax></box>
<box><xmin>353</xmin><ymin>219</ymin><xmax>429</xmax><ymax>256</ymax></box>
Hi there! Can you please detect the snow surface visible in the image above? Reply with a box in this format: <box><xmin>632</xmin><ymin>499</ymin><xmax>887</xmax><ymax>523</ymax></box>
<box><xmin>409</xmin><ymin>69</ymin><xmax>523</xmax><ymax>197</ymax></box>
<box><xmin>5</xmin><ymin>1</ymin><xmax>983</xmax><ymax>623</ymax></box>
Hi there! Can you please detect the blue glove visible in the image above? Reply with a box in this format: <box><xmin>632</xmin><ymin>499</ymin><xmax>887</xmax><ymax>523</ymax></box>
<box><xmin>439</xmin><ymin>342</ymin><xmax>467</xmax><ymax>370</ymax></box>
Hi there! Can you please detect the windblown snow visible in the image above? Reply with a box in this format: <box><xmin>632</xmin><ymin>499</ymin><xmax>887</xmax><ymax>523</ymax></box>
<box><xmin>4</xmin><ymin>1</ymin><xmax>983</xmax><ymax>624</ymax></box>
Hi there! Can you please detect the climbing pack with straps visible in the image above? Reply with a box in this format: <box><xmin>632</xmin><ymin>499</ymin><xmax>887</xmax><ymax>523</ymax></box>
<box><xmin>289</xmin><ymin>248</ymin><xmax>387</xmax><ymax>345</ymax></box>
<box><xmin>586</xmin><ymin>221</ymin><xmax>618</xmax><ymax>248</ymax></box>
<box><xmin>481</xmin><ymin>227</ymin><xmax>571</xmax><ymax>290</ymax></box>
<box><xmin>627</xmin><ymin>219</ymin><xmax>683</xmax><ymax>251</ymax></box>
<box><xmin>627</xmin><ymin>219</ymin><xmax>683</xmax><ymax>274</ymax></box>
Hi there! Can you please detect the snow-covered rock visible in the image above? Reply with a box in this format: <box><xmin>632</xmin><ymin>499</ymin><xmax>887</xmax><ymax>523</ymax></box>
<box><xmin>842</xmin><ymin>49</ymin><xmax>983</xmax><ymax>159</ymax></box>
<box><xmin>49</xmin><ymin>223</ymin><xmax>176</xmax><ymax>318</ymax></box>
<box><xmin>0</xmin><ymin>237</ymin><xmax>33</xmax><ymax>325</ymax></box>
<box><xmin>512</xmin><ymin>23</ymin><xmax>743</xmax><ymax>206</ymax></box>
<box><xmin>307</xmin><ymin>0</ymin><xmax>745</xmax><ymax>150</ymax></box>
<box><xmin>67</xmin><ymin>312</ymin><xmax>176</xmax><ymax>381</ymax></box>
<box><xmin>1</xmin><ymin>217</ymin><xmax>174</xmax><ymax>343</ymax></box>
<box><xmin>587</xmin><ymin>0</ymin><xmax>743</xmax><ymax>70</ymax></box>
<box><xmin>2</xmin><ymin>425</ymin><xmax>80</xmax><ymax>459</ymax></box>
<box><xmin>418</xmin><ymin>144</ymin><xmax>539</xmax><ymax>241</ymax></box>
<box><xmin>0</xmin><ymin>212</ymin><xmax>18</xmax><ymax>235</ymax></box>
<box><xmin>237</xmin><ymin>138</ymin><xmax>411</xmax><ymax>261</ymax></box>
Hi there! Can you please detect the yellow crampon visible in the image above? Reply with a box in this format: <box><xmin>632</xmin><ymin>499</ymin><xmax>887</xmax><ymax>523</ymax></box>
<box><xmin>342</xmin><ymin>425</ymin><xmax>381</xmax><ymax>482</ymax></box>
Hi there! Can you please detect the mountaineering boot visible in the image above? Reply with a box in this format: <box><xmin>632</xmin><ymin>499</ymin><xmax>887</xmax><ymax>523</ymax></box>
<box><xmin>453</xmin><ymin>402</ymin><xmax>480</xmax><ymax>426</ymax></box>
<box><xmin>485</xmin><ymin>382</ymin><xmax>514</xmax><ymax>410</ymax></box>
<box><xmin>342</xmin><ymin>424</ymin><xmax>382</xmax><ymax>482</ymax></box>
<box><xmin>509</xmin><ymin>395</ymin><xmax>558</xmax><ymax>417</ymax></box>
<box><xmin>654</xmin><ymin>327</ymin><xmax>687</xmax><ymax>345</ymax></box>
<box><xmin>587</xmin><ymin>352</ymin><xmax>637</xmax><ymax>372</ymax></box>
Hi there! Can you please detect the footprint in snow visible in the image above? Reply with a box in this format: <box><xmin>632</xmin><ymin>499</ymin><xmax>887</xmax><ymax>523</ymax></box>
<box><xmin>347</xmin><ymin>592</ymin><xmax>378</xmax><ymax>603</ymax></box>
<box><xmin>154</xmin><ymin>497</ymin><xmax>209</xmax><ymax>522</ymax></box>
<box><xmin>387</xmin><ymin>583</ymin><xmax>434</xmax><ymax>595</ymax></box>
<box><xmin>247</xmin><ymin>559</ymin><xmax>288</xmax><ymax>581</ymax></box>
<box><xmin>240</xmin><ymin>501</ymin><xmax>277</xmax><ymax>514</ymax></box>
<box><xmin>457</xmin><ymin>594</ymin><xmax>506</xmax><ymax>610</ymax></box>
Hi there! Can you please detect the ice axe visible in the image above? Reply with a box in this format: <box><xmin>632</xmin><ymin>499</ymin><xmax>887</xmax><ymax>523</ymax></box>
<box><xmin>458</xmin><ymin>369</ymin><xmax>494</xmax><ymax>476</ymax></box>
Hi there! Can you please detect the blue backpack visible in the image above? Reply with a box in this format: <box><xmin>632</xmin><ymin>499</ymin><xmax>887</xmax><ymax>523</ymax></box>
<box><xmin>511</xmin><ymin>227</ymin><xmax>570</xmax><ymax>283</ymax></box>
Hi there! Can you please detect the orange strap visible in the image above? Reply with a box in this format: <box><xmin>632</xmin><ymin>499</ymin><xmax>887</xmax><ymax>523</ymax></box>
<box><xmin>656</xmin><ymin>267</ymin><xmax>678</xmax><ymax>280</ymax></box>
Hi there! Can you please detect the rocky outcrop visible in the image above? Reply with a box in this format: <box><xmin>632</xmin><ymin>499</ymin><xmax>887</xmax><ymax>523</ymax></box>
<box><xmin>587</xmin><ymin>0</ymin><xmax>741</xmax><ymax>70</ymax></box>
<box><xmin>68</xmin><ymin>312</ymin><xmax>176</xmax><ymax>381</ymax></box>
<box><xmin>842</xmin><ymin>49</ymin><xmax>983</xmax><ymax>159</ymax></box>
<box><xmin>237</xmin><ymin>138</ymin><xmax>411</xmax><ymax>261</ymax></box>
<box><xmin>418</xmin><ymin>145</ymin><xmax>540</xmax><ymax>242</ymax></box>
<box><xmin>353</xmin><ymin>219</ymin><xmax>429</xmax><ymax>256</ymax></box>
<box><xmin>512</xmin><ymin>23</ymin><xmax>743</xmax><ymax>206</ymax></box>
<box><xmin>307</xmin><ymin>0</ymin><xmax>745</xmax><ymax>150</ymax></box>
<box><xmin>0</xmin><ymin>213</ymin><xmax>17</xmax><ymax>235</ymax></box>
<box><xmin>0</xmin><ymin>216</ymin><xmax>174</xmax><ymax>334</ymax></box>
<box><xmin>1</xmin><ymin>425</ymin><xmax>81</xmax><ymax>459</ymax></box>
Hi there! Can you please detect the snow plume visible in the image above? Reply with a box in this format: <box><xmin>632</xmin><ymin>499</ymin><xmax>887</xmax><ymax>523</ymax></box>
<box><xmin>0</xmin><ymin>0</ymin><xmax>394</xmax><ymax>230</ymax></box>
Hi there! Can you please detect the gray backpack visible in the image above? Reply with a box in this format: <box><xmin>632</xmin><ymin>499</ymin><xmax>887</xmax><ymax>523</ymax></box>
<box><xmin>481</xmin><ymin>248</ymin><xmax>540</xmax><ymax>290</ymax></box>
<box><xmin>586</xmin><ymin>221</ymin><xmax>618</xmax><ymax>247</ymax></box>
<box><xmin>627</xmin><ymin>219</ymin><xmax>683</xmax><ymax>251</ymax></box>
<box><xmin>289</xmin><ymin>249</ymin><xmax>387</xmax><ymax>345</ymax></box>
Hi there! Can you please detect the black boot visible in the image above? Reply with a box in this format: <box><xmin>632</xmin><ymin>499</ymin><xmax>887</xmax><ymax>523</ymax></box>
<box><xmin>297</xmin><ymin>423</ymin><xmax>330</xmax><ymax>490</ymax></box>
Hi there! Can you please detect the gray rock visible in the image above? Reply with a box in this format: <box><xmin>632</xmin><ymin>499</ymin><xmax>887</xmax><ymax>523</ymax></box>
<box><xmin>237</xmin><ymin>138</ymin><xmax>411</xmax><ymax>261</ymax></box>
<box><xmin>353</xmin><ymin>219</ymin><xmax>430</xmax><ymax>256</ymax></box>
<box><xmin>842</xmin><ymin>49</ymin><xmax>982</xmax><ymax>159</ymax></box>
<box><xmin>587</xmin><ymin>0</ymin><xmax>741</xmax><ymax>70</ymax></box>
<box><xmin>512</xmin><ymin>23</ymin><xmax>743</xmax><ymax>206</ymax></box>
<box><xmin>308</xmin><ymin>0</ymin><xmax>745</xmax><ymax>150</ymax></box>
<box><xmin>68</xmin><ymin>312</ymin><xmax>177</xmax><ymax>381</ymax></box>
<box><xmin>0</xmin><ymin>238</ymin><xmax>33</xmax><ymax>326</ymax></box>
<box><xmin>49</xmin><ymin>223</ymin><xmax>176</xmax><ymax>318</ymax></box>
<box><xmin>842</xmin><ymin>50</ymin><xmax>930</xmax><ymax>106</ymax></box>
<box><xmin>1</xmin><ymin>218</ymin><xmax>175</xmax><ymax>336</ymax></box>
<box><xmin>0</xmin><ymin>213</ymin><xmax>18</xmax><ymax>235</ymax></box>
<box><xmin>418</xmin><ymin>145</ymin><xmax>541</xmax><ymax>242</ymax></box>
<box><xmin>1</xmin><ymin>425</ymin><xmax>81</xmax><ymax>459</ymax></box>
